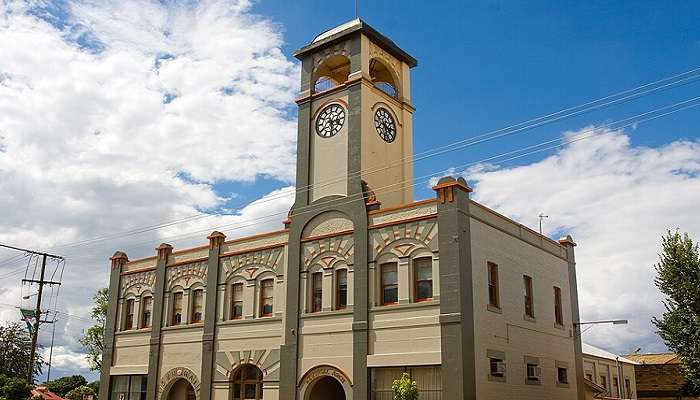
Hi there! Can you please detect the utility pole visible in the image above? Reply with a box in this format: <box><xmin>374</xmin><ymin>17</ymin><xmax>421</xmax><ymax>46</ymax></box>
<box><xmin>0</xmin><ymin>243</ymin><xmax>63</xmax><ymax>384</ymax></box>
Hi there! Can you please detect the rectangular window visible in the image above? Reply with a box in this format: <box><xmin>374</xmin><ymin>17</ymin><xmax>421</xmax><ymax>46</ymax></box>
<box><xmin>171</xmin><ymin>292</ymin><xmax>183</xmax><ymax>326</ymax></box>
<box><xmin>231</xmin><ymin>283</ymin><xmax>243</xmax><ymax>320</ymax></box>
<box><xmin>191</xmin><ymin>289</ymin><xmax>203</xmax><ymax>323</ymax></box>
<box><xmin>141</xmin><ymin>296</ymin><xmax>152</xmax><ymax>328</ymax></box>
<box><xmin>381</xmin><ymin>263</ymin><xmax>398</xmax><ymax>305</ymax></box>
<box><xmin>523</xmin><ymin>275</ymin><xmax>534</xmax><ymax>318</ymax></box>
<box><xmin>489</xmin><ymin>358</ymin><xmax>505</xmax><ymax>377</ymax></box>
<box><xmin>557</xmin><ymin>367</ymin><xmax>568</xmax><ymax>384</ymax></box>
<box><xmin>554</xmin><ymin>286</ymin><xmax>563</xmax><ymax>325</ymax></box>
<box><xmin>124</xmin><ymin>299</ymin><xmax>135</xmax><ymax>330</ymax></box>
<box><xmin>371</xmin><ymin>367</ymin><xmax>441</xmax><ymax>400</ymax></box>
<box><xmin>260</xmin><ymin>279</ymin><xmax>274</xmax><ymax>317</ymax></box>
<box><xmin>488</xmin><ymin>262</ymin><xmax>499</xmax><ymax>308</ymax></box>
<box><xmin>336</xmin><ymin>269</ymin><xmax>348</xmax><ymax>310</ymax></box>
<box><xmin>526</xmin><ymin>363</ymin><xmax>540</xmax><ymax>381</ymax></box>
<box><xmin>625</xmin><ymin>378</ymin><xmax>632</xmax><ymax>397</ymax></box>
<box><xmin>110</xmin><ymin>375</ymin><xmax>148</xmax><ymax>400</ymax></box>
<box><xmin>600</xmin><ymin>375</ymin><xmax>607</xmax><ymax>389</ymax></box>
<box><xmin>414</xmin><ymin>258</ymin><xmax>433</xmax><ymax>302</ymax></box>
<box><xmin>311</xmin><ymin>272</ymin><xmax>323</xmax><ymax>313</ymax></box>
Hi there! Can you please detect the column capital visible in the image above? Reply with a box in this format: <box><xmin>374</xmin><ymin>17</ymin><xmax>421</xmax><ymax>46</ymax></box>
<box><xmin>207</xmin><ymin>231</ymin><xmax>227</xmax><ymax>249</ymax></box>
<box><xmin>156</xmin><ymin>243</ymin><xmax>173</xmax><ymax>261</ymax></box>
<box><xmin>110</xmin><ymin>251</ymin><xmax>129</xmax><ymax>270</ymax></box>
<box><xmin>432</xmin><ymin>176</ymin><xmax>472</xmax><ymax>204</ymax></box>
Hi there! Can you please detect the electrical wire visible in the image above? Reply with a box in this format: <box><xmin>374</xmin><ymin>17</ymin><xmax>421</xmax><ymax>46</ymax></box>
<box><xmin>36</xmin><ymin>66</ymin><xmax>700</xmax><ymax>254</ymax></box>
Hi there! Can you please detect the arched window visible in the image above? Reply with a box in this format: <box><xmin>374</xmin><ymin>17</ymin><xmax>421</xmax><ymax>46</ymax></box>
<box><xmin>230</xmin><ymin>282</ymin><xmax>244</xmax><ymax>320</ymax></box>
<box><xmin>259</xmin><ymin>279</ymin><xmax>274</xmax><ymax>317</ymax></box>
<box><xmin>231</xmin><ymin>365</ymin><xmax>263</xmax><ymax>400</ymax></box>
<box><xmin>413</xmin><ymin>257</ymin><xmax>433</xmax><ymax>302</ymax></box>
<box><xmin>313</xmin><ymin>55</ymin><xmax>350</xmax><ymax>94</ymax></box>
<box><xmin>336</xmin><ymin>269</ymin><xmax>348</xmax><ymax>310</ymax></box>
<box><xmin>311</xmin><ymin>272</ymin><xmax>323</xmax><ymax>313</ymax></box>
<box><xmin>123</xmin><ymin>298</ymin><xmax>135</xmax><ymax>330</ymax></box>
<box><xmin>191</xmin><ymin>288</ymin><xmax>204</xmax><ymax>323</ymax></box>
<box><xmin>369</xmin><ymin>58</ymin><xmax>399</xmax><ymax>98</ymax></box>
<box><xmin>141</xmin><ymin>295</ymin><xmax>153</xmax><ymax>328</ymax></box>
<box><xmin>171</xmin><ymin>291</ymin><xmax>183</xmax><ymax>326</ymax></box>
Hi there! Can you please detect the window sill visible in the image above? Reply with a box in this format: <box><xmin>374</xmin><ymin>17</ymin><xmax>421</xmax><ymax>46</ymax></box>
<box><xmin>487</xmin><ymin>374</ymin><xmax>506</xmax><ymax>383</ymax></box>
<box><xmin>162</xmin><ymin>323</ymin><xmax>203</xmax><ymax>332</ymax></box>
<box><xmin>115</xmin><ymin>328</ymin><xmax>151</xmax><ymax>336</ymax></box>
<box><xmin>526</xmin><ymin>378</ymin><xmax>542</xmax><ymax>386</ymax></box>
<box><xmin>556</xmin><ymin>382</ymin><xmax>570</xmax><ymax>388</ymax></box>
<box><xmin>370</xmin><ymin>300</ymin><xmax>440</xmax><ymax>312</ymax></box>
<box><xmin>218</xmin><ymin>316</ymin><xmax>282</xmax><ymax>326</ymax></box>
<box><xmin>523</xmin><ymin>314</ymin><xmax>536</xmax><ymax>323</ymax></box>
<box><xmin>301</xmin><ymin>309</ymin><xmax>354</xmax><ymax>319</ymax></box>
<box><xmin>487</xmin><ymin>304</ymin><xmax>502</xmax><ymax>314</ymax></box>
<box><xmin>554</xmin><ymin>322</ymin><xmax>565</xmax><ymax>330</ymax></box>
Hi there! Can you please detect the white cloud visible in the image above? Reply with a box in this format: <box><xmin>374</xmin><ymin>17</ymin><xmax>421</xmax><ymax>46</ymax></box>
<box><xmin>0</xmin><ymin>0</ymin><xmax>297</xmax><ymax>379</ymax></box>
<box><xmin>466</xmin><ymin>127</ymin><xmax>700</xmax><ymax>354</ymax></box>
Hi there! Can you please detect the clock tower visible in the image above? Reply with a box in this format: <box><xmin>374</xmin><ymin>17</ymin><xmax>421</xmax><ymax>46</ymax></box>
<box><xmin>291</xmin><ymin>19</ymin><xmax>417</xmax><ymax>209</ymax></box>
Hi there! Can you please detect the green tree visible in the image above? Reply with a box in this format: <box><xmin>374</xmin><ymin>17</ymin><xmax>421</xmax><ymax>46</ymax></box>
<box><xmin>86</xmin><ymin>381</ymin><xmax>99</xmax><ymax>398</ymax></box>
<box><xmin>652</xmin><ymin>230</ymin><xmax>700</xmax><ymax>395</ymax></box>
<box><xmin>391</xmin><ymin>372</ymin><xmax>418</xmax><ymax>400</ymax></box>
<box><xmin>46</xmin><ymin>375</ymin><xmax>87</xmax><ymax>397</ymax></box>
<box><xmin>0</xmin><ymin>374</ymin><xmax>31</xmax><ymax>400</ymax></box>
<box><xmin>0</xmin><ymin>322</ymin><xmax>43</xmax><ymax>379</ymax></box>
<box><xmin>64</xmin><ymin>385</ymin><xmax>95</xmax><ymax>400</ymax></box>
<box><xmin>79</xmin><ymin>288</ymin><xmax>108</xmax><ymax>371</ymax></box>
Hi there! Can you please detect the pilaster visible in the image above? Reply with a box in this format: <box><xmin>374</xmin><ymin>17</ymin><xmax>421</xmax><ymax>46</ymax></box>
<box><xmin>560</xmin><ymin>235</ymin><xmax>585</xmax><ymax>400</ymax></box>
<box><xmin>99</xmin><ymin>251</ymin><xmax>128</xmax><ymax>400</ymax></box>
<box><xmin>200</xmin><ymin>231</ymin><xmax>225</xmax><ymax>400</ymax></box>
<box><xmin>145</xmin><ymin>243</ymin><xmax>172</xmax><ymax>400</ymax></box>
<box><xmin>433</xmin><ymin>176</ymin><xmax>476</xmax><ymax>400</ymax></box>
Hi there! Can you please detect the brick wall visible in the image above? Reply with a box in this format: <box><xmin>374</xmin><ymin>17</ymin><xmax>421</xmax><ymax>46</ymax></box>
<box><xmin>634</xmin><ymin>364</ymin><xmax>692</xmax><ymax>400</ymax></box>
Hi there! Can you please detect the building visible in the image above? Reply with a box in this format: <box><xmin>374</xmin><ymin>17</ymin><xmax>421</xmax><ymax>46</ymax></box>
<box><xmin>582</xmin><ymin>343</ymin><xmax>639</xmax><ymax>399</ymax></box>
<box><xmin>624</xmin><ymin>353</ymin><xmax>694</xmax><ymax>400</ymax></box>
<box><xmin>99</xmin><ymin>19</ymin><xmax>586</xmax><ymax>400</ymax></box>
<box><xmin>31</xmin><ymin>387</ymin><xmax>65</xmax><ymax>400</ymax></box>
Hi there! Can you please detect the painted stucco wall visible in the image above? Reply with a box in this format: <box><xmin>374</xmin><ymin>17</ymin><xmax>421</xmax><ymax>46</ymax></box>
<box><xmin>470</xmin><ymin>216</ymin><xmax>578</xmax><ymax>400</ymax></box>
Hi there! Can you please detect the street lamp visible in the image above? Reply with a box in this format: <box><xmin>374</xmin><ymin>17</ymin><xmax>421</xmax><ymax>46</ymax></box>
<box><xmin>574</xmin><ymin>319</ymin><xmax>628</xmax><ymax>326</ymax></box>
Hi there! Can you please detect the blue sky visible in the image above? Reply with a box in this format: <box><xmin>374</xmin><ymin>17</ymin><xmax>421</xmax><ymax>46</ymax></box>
<box><xmin>237</xmin><ymin>0</ymin><xmax>700</xmax><ymax>203</ymax></box>
<box><xmin>0</xmin><ymin>0</ymin><xmax>699</xmax><ymax>380</ymax></box>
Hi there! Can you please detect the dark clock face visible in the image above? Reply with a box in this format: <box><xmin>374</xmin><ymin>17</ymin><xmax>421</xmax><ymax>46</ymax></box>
<box><xmin>374</xmin><ymin>107</ymin><xmax>396</xmax><ymax>143</ymax></box>
<box><xmin>315</xmin><ymin>103</ymin><xmax>345</xmax><ymax>138</ymax></box>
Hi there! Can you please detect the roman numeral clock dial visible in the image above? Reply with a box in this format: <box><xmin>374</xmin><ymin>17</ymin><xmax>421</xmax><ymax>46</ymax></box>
<box><xmin>315</xmin><ymin>103</ymin><xmax>345</xmax><ymax>138</ymax></box>
<box><xmin>374</xmin><ymin>107</ymin><xmax>396</xmax><ymax>143</ymax></box>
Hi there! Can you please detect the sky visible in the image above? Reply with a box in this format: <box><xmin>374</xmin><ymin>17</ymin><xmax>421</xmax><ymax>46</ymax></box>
<box><xmin>0</xmin><ymin>0</ymin><xmax>699</xmax><ymax>381</ymax></box>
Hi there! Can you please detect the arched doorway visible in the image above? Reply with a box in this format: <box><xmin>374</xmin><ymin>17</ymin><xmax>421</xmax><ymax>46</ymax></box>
<box><xmin>230</xmin><ymin>364</ymin><xmax>264</xmax><ymax>400</ymax></box>
<box><xmin>308</xmin><ymin>376</ymin><xmax>345</xmax><ymax>400</ymax></box>
<box><xmin>165</xmin><ymin>379</ymin><xmax>196</xmax><ymax>400</ymax></box>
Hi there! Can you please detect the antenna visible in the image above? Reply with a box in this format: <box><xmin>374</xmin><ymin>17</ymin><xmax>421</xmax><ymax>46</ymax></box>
<box><xmin>355</xmin><ymin>0</ymin><xmax>358</xmax><ymax>18</ymax></box>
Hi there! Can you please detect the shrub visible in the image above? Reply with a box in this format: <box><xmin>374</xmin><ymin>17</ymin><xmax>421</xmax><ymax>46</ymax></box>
<box><xmin>391</xmin><ymin>372</ymin><xmax>418</xmax><ymax>400</ymax></box>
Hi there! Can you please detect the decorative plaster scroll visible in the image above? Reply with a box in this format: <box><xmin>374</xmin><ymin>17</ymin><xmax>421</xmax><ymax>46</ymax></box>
<box><xmin>302</xmin><ymin>234</ymin><xmax>354</xmax><ymax>270</ymax></box>
<box><xmin>120</xmin><ymin>270</ymin><xmax>156</xmax><ymax>296</ymax></box>
<box><xmin>166</xmin><ymin>262</ymin><xmax>207</xmax><ymax>290</ymax></box>
<box><xmin>371</xmin><ymin>219</ymin><xmax>438</xmax><ymax>258</ymax></box>
<box><xmin>158</xmin><ymin>367</ymin><xmax>201</xmax><ymax>400</ymax></box>
<box><xmin>221</xmin><ymin>246</ymin><xmax>285</xmax><ymax>280</ymax></box>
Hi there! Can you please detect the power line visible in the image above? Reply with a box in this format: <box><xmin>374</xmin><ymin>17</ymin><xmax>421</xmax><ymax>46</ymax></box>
<box><xmin>49</xmin><ymin>95</ymin><xmax>700</xmax><ymax>259</ymax></box>
<box><xmin>35</xmin><ymin>66</ymin><xmax>700</xmax><ymax>254</ymax></box>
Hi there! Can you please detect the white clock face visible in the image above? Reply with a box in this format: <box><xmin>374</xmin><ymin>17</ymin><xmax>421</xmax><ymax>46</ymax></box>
<box><xmin>315</xmin><ymin>103</ymin><xmax>345</xmax><ymax>138</ymax></box>
<box><xmin>374</xmin><ymin>107</ymin><xmax>396</xmax><ymax>143</ymax></box>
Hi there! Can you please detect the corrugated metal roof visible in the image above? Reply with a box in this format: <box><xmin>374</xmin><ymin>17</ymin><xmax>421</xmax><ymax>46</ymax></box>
<box><xmin>623</xmin><ymin>353</ymin><xmax>680</xmax><ymax>365</ymax></box>
<box><xmin>582</xmin><ymin>343</ymin><xmax>640</xmax><ymax>365</ymax></box>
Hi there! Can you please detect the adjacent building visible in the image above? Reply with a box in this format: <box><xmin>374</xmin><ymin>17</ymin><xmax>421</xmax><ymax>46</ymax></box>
<box><xmin>624</xmin><ymin>353</ymin><xmax>694</xmax><ymax>400</ymax></box>
<box><xmin>583</xmin><ymin>343</ymin><xmax>639</xmax><ymax>399</ymax></box>
<box><xmin>99</xmin><ymin>19</ymin><xmax>586</xmax><ymax>400</ymax></box>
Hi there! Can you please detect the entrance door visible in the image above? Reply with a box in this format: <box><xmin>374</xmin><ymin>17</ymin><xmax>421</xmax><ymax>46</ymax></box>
<box><xmin>166</xmin><ymin>379</ymin><xmax>196</xmax><ymax>400</ymax></box>
<box><xmin>308</xmin><ymin>376</ymin><xmax>345</xmax><ymax>400</ymax></box>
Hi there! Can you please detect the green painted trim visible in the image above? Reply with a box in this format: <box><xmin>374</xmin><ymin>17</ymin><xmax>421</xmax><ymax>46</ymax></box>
<box><xmin>145</xmin><ymin>248</ymin><xmax>170</xmax><ymax>400</ymax></box>
<box><xmin>435</xmin><ymin>177</ymin><xmax>477</xmax><ymax>400</ymax></box>
<box><xmin>199</xmin><ymin>240</ymin><xmax>222</xmax><ymax>400</ymax></box>
<box><xmin>99</xmin><ymin>256</ymin><xmax>125</xmax><ymax>400</ymax></box>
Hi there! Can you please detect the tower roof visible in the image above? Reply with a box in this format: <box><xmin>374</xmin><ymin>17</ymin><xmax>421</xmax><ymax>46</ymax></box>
<box><xmin>294</xmin><ymin>18</ymin><xmax>417</xmax><ymax>68</ymax></box>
